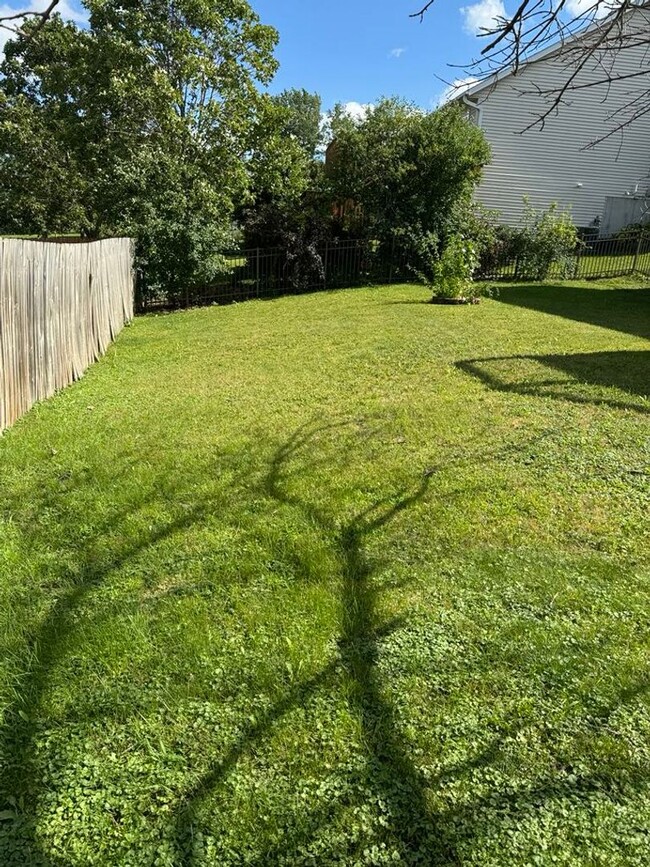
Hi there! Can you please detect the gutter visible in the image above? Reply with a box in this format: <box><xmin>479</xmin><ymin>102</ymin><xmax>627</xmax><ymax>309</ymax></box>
<box><xmin>462</xmin><ymin>94</ymin><xmax>483</xmax><ymax>128</ymax></box>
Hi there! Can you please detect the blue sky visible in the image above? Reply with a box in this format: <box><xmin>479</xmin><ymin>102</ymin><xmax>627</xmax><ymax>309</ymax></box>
<box><xmin>0</xmin><ymin>0</ymin><xmax>518</xmax><ymax>108</ymax></box>
<box><xmin>253</xmin><ymin>0</ymin><xmax>495</xmax><ymax>111</ymax></box>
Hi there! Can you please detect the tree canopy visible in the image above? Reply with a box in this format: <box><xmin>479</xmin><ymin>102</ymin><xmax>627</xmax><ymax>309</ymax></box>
<box><xmin>0</xmin><ymin>0</ymin><xmax>279</xmax><ymax>301</ymax></box>
<box><xmin>4</xmin><ymin>0</ymin><xmax>648</xmax><ymax>135</ymax></box>
<box><xmin>326</xmin><ymin>98</ymin><xmax>490</xmax><ymax>244</ymax></box>
<box><xmin>270</xmin><ymin>88</ymin><xmax>323</xmax><ymax>160</ymax></box>
<box><xmin>1</xmin><ymin>3</ymin><xmax>493</xmax><ymax>303</ymax></box>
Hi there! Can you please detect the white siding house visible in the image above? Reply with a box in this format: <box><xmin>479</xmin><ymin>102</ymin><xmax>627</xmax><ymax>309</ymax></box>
<box><xmin>457</xmin><ymin>6</ymin><xmax>650</xmax><ymax>229</ymax></box>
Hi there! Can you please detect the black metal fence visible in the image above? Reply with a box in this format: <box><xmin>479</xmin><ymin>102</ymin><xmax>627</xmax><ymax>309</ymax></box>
<box><xmin>139</xmin><ymin>239</ymin><xmax>413</xmax><ymax>311</ymax></box>
<box><xmin>138</xmin><ymin>231</ymin><xmax>650</xmax><ymax>312</ymax></box>
<box><xmin>477</xmin><ymin>231</ymin><xmax>650</xmax><ymax>282</ymax></box>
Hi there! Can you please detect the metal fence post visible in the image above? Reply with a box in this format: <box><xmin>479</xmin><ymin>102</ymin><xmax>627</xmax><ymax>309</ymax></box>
<box><xmin>323</xmin><ymin>241</ymin><xmax>328</xmax><ymax>289</ymax></box>
<box><xmin>632</xmin><ymin>232</ymin><xmax>642</xmax><ymax>273</ymax></box>
<box><xmin>256</xmin><ymin>247</ymin><xmax>260</xmax><ymax>297</ymax></box>
<box><xmin>573</xmin><ymin>244</ymin><xmax>581</xmax><ymax>279</ymax></box>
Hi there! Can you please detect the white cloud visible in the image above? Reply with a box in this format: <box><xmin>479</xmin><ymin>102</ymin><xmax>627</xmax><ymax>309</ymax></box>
<box><xmin>341</xmin><ymin>101</ymin><xmax>374</xmax><ymax>121</ymax></box>
<box><xmin>437</xmin><ymin>76</ymin><xmax>479</xmax><ymax>106</ymax></box>
<box><xmin>458</xmin><ymin>0</ymin><xmax>612</xmax><ymax>44</ymax></box>
<box><xmin>319</xmin><ymin>101</ymin><xmax>374</xmax><ymax>149</ymax></box>
<box><xmin>0</xmin><ymin>0</ymin><xmax>86</xmax><ymax>55</ymax></box>
<box><xmin>460</xmin><ymin>0</ymin><xmax>506</xmax><ymax>36</ymax></box>
<box><xmin>565</xmin><ymin>0</ymin><xmax>613</xmax><ymax>17</ymax></box>
<box><xmin>389</xmin><ymin>47</ymin><xmax>406</xmax><ymax>59</ymax></box>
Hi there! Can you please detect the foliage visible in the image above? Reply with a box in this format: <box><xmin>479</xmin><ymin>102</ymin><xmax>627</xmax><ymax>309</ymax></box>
<box><xmin>429</xmin><ymin>234</ymin><xmax>480</xmax><ymax>299</ymax></box>
<box><xmin>616</xmin><ymin>221</ymin><xmax>650</xmax><ymax>241</ymax></box>
<box><xmin>1</xmin><ymin>280</ymin><xmax>649</xmax><ymax>864</ymax></box>
<box><xmin>240</xmin><ymin>105</ymin><xmax>331</xmax><ymax>290</ymax></box>
<box><xmin>270</xmin><ymin>88</ymin><xmax>323</xmax><ymax>160</ymax></box>
<box><xmin>397</xmin><ymin>205</ymin><xmax>487</xmax><ymax>300</ymax></box>
<box><xmin>513</xmin><ymin>199</ymin><xmax>579</xmax><ymax>280</ymax></box>
<box><xmin>0</xmin><ymin>88</ymin><xmax>88</xmax><ymax>235</ymax></box>
<box><xmin>242</xmin><ymin>98</ymin><xmax>328</xmax><ymax>244</ymax></box>
<box><xmin>325</xmin><ymin>98</ymin><xmax>490</xmax><ymax>246</ymax></box>
<box><xmin>451</xmin><ymin>202</ymin><xmax>500</xmax><ymax>256</ymax></box>
<box><xmin>0</xmin><ymin>0</ymin><xmax>279</xmax><ymax>304</ymax></box>
<box><xmin>240</xmin><ymin>93</ymin><xmax>332</xmax><ymax>292</ymax></box>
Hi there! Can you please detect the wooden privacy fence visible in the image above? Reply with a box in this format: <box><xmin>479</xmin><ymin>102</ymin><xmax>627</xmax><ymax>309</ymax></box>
<box><xmin>0</xmin><ymin>238</ymin><xmax>134</xmax><ymax>432</ymax></box>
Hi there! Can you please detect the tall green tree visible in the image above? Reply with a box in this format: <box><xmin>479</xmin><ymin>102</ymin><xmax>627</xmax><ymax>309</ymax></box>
<box><xmin>240</xmin><ymin>94</ymin><xmax>329</xmax><ymax>249</ymax></box>
<box><xmin>0</xmin><ymin>0</ymin><xmax>278</xmax><ymax>302</ymax></box>
<box><xmin>326</xmin><ymin>98</ymin><xmax>490</xmax><ymax>246</ymax></box>
<box><xmin>270</xmin><ymin>88</ymin><xmax>322</xmax><ymax>160</ymax></box>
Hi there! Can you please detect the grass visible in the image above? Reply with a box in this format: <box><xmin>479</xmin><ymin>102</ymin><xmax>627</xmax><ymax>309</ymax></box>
<box><xmin>0</xmin><ymin>278</ymin><xmax>649</xmax><ymax>866</ymax></box>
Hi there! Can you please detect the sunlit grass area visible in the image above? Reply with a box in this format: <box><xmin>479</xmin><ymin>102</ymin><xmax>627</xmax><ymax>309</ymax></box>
<box><xmin>0</xmin><ymin>279</ymin><xmax>649</xmax><ymax>865</ymax></box>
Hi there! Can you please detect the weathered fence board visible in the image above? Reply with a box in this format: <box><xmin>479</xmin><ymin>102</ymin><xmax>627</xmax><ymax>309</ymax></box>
<box><xmin>0</xmin><ymin>238</ymin><xmax>133</xmax><ymax>433</ymax></box>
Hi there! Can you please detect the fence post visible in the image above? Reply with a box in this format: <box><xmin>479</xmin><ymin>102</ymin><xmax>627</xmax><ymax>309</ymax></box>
<box><xmin>389</xmin><ymin>236</ymin><xmax>395</xmax><ymax>284</ymax></box>
<box><xmin>256</xmin><ymin>247</ymin><xmax>260</xmax><ymax>297</ymax></box>
<box><xmin>573</xmin><ymin>244</ymin><xmax>581</xmax><ymax>279</ymax></box>
<box><xmin>632</xmin><ymin>232</ymin><xmax>642</xmax><ymax>273</ymax></box>
<box><xmin>323</xmin><ymin>241</ymin><xmax>328</xmax><ymax>289</ymax></box>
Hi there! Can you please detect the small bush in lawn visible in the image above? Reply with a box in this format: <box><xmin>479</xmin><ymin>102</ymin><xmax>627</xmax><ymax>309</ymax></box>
<box><xmin>514</xmin><ymin>199</ymin><xmax>579</xmax><ymax>280</ymax></box>
<box><xmin>430</xmin><ymin>234</ymin><xmax>480</xmax><ymax>301</ymax></box>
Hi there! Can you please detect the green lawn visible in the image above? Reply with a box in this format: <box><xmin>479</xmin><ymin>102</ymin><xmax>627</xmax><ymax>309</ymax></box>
<box><xmin>0</xmin><ymin>280</ymin><xmax>649</xmax><ymax>866</ymax></box>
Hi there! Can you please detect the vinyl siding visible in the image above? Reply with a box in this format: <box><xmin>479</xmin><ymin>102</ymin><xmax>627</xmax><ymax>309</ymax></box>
<box><xmin>468</xmin><ymin>8</ymin><xmax>650</xmax><ymax>227</ymax></box>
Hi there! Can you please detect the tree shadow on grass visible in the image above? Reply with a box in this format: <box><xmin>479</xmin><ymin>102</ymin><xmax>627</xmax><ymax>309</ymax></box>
<box><xmin>4</xmin><ymin>419</ymin><xmax>650</xmax><ymax>865</ymax></box>
<box><xmin>172</xmin><ymin>421</ymin><xmax>650</xmax><ymax>865</ymax></box>
<box><xmin>456</xmin><ymin>351</ymin><xmax>650</xmax><ymax>414</ymax></box>
<box><xmin>172</xmin><ymin>421</ymin><xmax>449</xmax><ymax>864</ymax></box>
<box><xmin>267</xmin><ymin>425</ymin><xmax>444</xmax><ymax>860</ymax></box>
<box><xmin>0</xmin><ymin>455</ymin><xmax>247</xmax><ymax>865</ymax></box>
<box><xmin>495</xmin><ymin>284</ymin><xmax>650</xmax><ymax>341</ymax></box>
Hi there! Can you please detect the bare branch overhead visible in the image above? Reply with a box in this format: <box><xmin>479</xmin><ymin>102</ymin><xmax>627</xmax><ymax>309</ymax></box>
<box><xmin>415</xmin><ymin>0</ymin><xmax>650</xmax><ymax>137</ymax></box>
<box><xmin>0</xmin><ymin>0</ymin><xmax>60</xmax><ymax>40</ymax></box>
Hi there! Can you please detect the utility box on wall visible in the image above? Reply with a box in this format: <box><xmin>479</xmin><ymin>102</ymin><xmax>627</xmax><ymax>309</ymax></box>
<box><xmin>601</xmin><ymin>194</ymin><xmax>650</xmax><ymax>236</ymax></box>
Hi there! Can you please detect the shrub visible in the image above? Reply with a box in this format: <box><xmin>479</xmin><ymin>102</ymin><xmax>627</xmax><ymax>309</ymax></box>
<box><xmin>473</xmin><ymin>224</ymin><xmax>520</xmax><ymax>277</ymax></box>
<box><xmin>513</xmin><ymin>200</ymin><xmax>579</xmax><ymax>280</ymax></box>
<box><xmin>450</xmin><ymin>203</ymin><xmax>506</xmax><ymax>280</ymax></box>
<box><xmin>615</xmin><ymin>221</ymin><xmax>650</xmax><ymax>241</ymax></box>
<box><xmin>405</xmin><ymin>226</ymin><xmax>481</xmax><ymax>301</ymax></box>
<box><xmin>430</xmin><ymin>234</ymin><xmax>480</xmax><ymax>300</ymax></box>
<box><xmin>325</xmin><ymin>99</ymin><xmax>490</xmax><ymax>251</ymax></box>
<box><xmin>395</xmin><ymin>225</ymin><xmax>439</xmax><ymax>283</ymax></box>
<box><xmin>451</xmin><ymin>202</ymin><xmax>500</xmax><ymax>256</ymax></box>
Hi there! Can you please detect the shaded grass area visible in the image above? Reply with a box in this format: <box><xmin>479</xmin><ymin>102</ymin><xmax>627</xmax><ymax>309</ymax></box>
<box><xmin>0</xmin><ymin>279</ymin><xmax>649</xmax><ymax>865</ymax></box>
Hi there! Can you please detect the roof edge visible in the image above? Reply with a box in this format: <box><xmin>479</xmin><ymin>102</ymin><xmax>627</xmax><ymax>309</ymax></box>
<box><xmin>452</xmin><ymin>5</ymin><xmax>640</xmax><ymax>102</ymax></box>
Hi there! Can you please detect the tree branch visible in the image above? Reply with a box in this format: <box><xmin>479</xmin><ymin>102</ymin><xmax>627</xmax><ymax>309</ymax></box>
<box><xmin>0</xmin><ymin>0</ymin><xmax>60</xmax><ymax>39</ymax></box>
<box><xmin>409</xmin><ymin>1</ymin><xmax>437</xmax><ymax>23</ymax></box>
